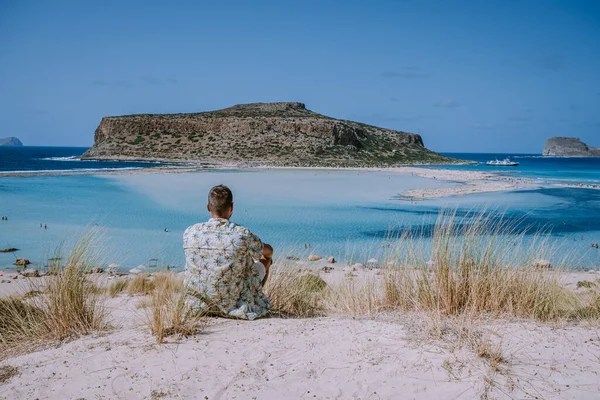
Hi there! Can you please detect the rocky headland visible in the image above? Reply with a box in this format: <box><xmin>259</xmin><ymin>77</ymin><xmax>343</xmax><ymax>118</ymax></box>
<box><xmin>0</xmin><ymin>137</ymin><xmax>23</xmax><ymax>146</ymax></box>
<box><xmin>82</xmin><ymin>102</ymin><xmax>457</xmax><ymax>167</ymax></box>
<box><xmin>543</xmin><ymin>137</ymin><xmax>600</xmax><ymax>157</ymax></box>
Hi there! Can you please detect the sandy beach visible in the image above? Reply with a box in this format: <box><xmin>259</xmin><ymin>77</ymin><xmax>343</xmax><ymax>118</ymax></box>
<box><xmin>386</xmin><ymin>167</ymin><xmax>537</xmax><ymax>199</ymax></box>
<box><xmin>0</xmin><ymin>162</ymin><xmax>540</xmax><ymax>200</ymax></box>
<box><xmin>1</xmin><ymin>264</ymin><xmax>600</xmax><ymax>400</ymax></box>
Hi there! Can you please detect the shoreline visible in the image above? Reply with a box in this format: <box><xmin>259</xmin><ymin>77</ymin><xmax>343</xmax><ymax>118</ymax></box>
<box><xmin>1</xmin><ymin>158</ymin><xmax>598</xmax><ymax>203</ymax></box>
<box><xmin>0</xmin><ymin>162</ymin><xmax>545</xmax><ymax>200</ymax></box>
<box><xmin>392</xmin><ymin>167</ymin><xmax>539</xmax><ymax>199</ymax></box>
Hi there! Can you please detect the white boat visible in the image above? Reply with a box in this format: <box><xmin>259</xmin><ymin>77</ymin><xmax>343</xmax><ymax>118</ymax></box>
<box><xmin>486</xmin><ymin>158</ymin><xmax>519</xmax><ymax>166</ymax></box>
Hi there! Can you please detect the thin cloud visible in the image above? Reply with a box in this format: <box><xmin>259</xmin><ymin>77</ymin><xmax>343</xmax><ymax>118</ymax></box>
<box><xmin>433</xmin><ymin>99</ymin><xmax>461</xmax><ymax>108</ymax></box>
<box><xmin>114</xmin><ymin>79</ymin><xmax>131</xmax><ymax>87</ymax></box>
<box><xmin>141</xmin><ymin>76</ymin><xmax>161</xmax><ymax>85</ymax></box>
<box><xmin>395</xmin><ymin>115</ymin><xmax>441</xmax><ymax>122</ymax></box>
<box><xmin>93</xmin><ymin>77</ymin><xmax>177</xmax><ymax>87</ymax></box>
<box><xmin>381</xmin><ymin>66</ymin><xmax>429</xmax><ymax>79</ymax></box>
<box><xmin>141</xmin><ymin>76</ymin><xmax>178</xmax><ymax>85</ymax></box>
<box><xmin>508</xmin><ymin>116</ymin><xmax>532</xmax><ymax>122</ymax></box>
<box><xmin>360</xmin><ymin>114</ymin><xmax>440</xmax><ymax>123</ymax></box>
<box><xmin>93</xmin><ymin>78</ymin><xmax>132</xmax><ymax>87</ymax></box>
<box><xmin>535</xmin><ymin>53</ymin><xmax>565</xmax><ymax>71</ymax></box>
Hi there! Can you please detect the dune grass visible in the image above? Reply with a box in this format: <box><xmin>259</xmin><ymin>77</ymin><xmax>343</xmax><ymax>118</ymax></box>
<box><xmin>373</xmin><ymin>210</ymin><xmax>593</xmax><ymax>321</ymax></box>
<box><xmin>0</xmin><ymin>238</ymin><xmax>108</xmax><ymax>358</ymax></box>
<box><xmin>39</xmin><ymin>240</ymin><xmax>108</xmax><ymax>339</ymax></box>
<box><xmin>263</xmin><ymin>209</ymin><xmax>600</xmax><ymax>322</ymax></box>
<box><xmin>264</xmin><ymin>266</ymin><xmax>327</xmax><ymax>317</ymax></box>
<box><xmin>127</xmin><ymin>273</ymin><xmax>155</xmax><ymax>295</ymax></box>
<box><xmin>0</xmin><ymin>297</ymin><xmax>45</xmax><ymax>347</ymax></box>
<box><xmin>146</xmin><ymin>272</ymin><xmax>205</xmax><ymax>343</ymax></box>
<box><xmin>107</xmin><ymin>278</ymin><xmax>129</xmax><ymax>297</ymax></box>
<box><xmin>325</xmin><ymin>276</ymin><xmax>382</xmax><ymax>315</ymax></box>
<box><xmin>0</xmin><ymin>365</ymin><xmax>19</xmax><ymax>384</ymax></box>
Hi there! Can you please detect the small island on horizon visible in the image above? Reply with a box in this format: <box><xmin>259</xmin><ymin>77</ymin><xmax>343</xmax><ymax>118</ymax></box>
<box><xmin>0</xmin><ymin>137</ymin><xmax>23</xmax><ymax>147</ymax></box>
<box><xmin>543</xmin><ymin>137</ymin><xmax>600</xmax><ymax>157</ymax></box>
<box><xmin>82</xmin><ymin>102</ymin><xmax>458</xmax><ymax>167</ymax></box>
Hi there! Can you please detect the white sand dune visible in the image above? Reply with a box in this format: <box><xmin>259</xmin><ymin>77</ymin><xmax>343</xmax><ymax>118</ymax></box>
<box><xmin>1</xmin><ymin>307</ymin><xmax>599</xmax><ymax>399</ymax></box>
<box><xmin>1</xmin><ymin>269</ymin><xmax>600</xmax><ymax>399</ymax></box>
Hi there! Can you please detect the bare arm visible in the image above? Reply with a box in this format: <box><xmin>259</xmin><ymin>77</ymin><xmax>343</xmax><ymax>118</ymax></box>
<box><xmin>260</xmin><ymin>243</ymin><xmax>273</xmax><ymax>286</ymax></box>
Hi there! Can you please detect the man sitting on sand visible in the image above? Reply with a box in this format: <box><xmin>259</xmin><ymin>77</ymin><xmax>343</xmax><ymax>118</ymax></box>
<box><xmin>183</xmin><ymin>185</ymin><xmax>273</xmax><ymax>320</ymax></box>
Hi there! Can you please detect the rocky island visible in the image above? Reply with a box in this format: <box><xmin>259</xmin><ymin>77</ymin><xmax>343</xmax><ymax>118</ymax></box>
<box><xmin>0</xmin><ymin>137</ymin><xmax>23</xmax><ymax>146</ymax></box>
<box><xmin>543</xmin><ymin>137</ymin><xmax>600</xmax><ymax>157</ymax></box>
<box><xmin>82</xmin><ymin>102</ymin><xmax>456</xmax><ymax>167</ymax></box>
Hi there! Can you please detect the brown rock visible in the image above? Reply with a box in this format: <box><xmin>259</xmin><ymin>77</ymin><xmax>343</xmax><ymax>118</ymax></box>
<box><xmin>19</xmin><ymin>268</ymin><xmax>40</xmax><ymax>278</ymax></box>
<box><xmin>81</xmin><ymin>102</ymin><xmax>456</xmax><ymax>167</ymax></box>
<box><xmin>14</xmin><ymin>258</ymin><xmax>30</xmax><ymax>266</ymax></box>
<box><xmin>0</xmin><ymin>247</ymin><xmax>18</xmax><ymax>253</ymax></box>
<box><xmin>532</xmin><ymin>259</ymin><xmax>552</xmax><ymax>269</ymax></box>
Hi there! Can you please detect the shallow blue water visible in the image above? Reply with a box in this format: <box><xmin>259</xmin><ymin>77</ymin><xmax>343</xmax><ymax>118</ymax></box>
<box><xmin>1</xmin><ymin>148</ymin><xmax>599</xmax><ymax>270</ymax></box>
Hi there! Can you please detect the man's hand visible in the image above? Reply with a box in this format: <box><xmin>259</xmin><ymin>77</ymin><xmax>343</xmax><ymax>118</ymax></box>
<box><xmin>259</xmin><ymin>256</ymin><xmax>272</xmax><ymax>269</ymax></box>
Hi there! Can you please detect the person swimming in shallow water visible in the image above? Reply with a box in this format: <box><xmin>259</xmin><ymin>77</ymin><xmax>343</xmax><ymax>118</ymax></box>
<box><xmin>183</xmin><ymin>184</ymin><xmax>273</xmax><ymax>320</ymax></box>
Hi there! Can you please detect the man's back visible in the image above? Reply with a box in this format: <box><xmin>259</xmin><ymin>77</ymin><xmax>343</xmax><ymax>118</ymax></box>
<box><xmin>183</xmin><ymin>217</ymin><xmax>269</xmax><ymax>320</ymax></box>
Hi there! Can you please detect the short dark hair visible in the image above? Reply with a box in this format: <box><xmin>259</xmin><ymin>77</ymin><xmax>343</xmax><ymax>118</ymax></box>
<box><xmin>208</xmin><ymin>185</ymin><xmax>233</xmax><ymax>215</ymax></box>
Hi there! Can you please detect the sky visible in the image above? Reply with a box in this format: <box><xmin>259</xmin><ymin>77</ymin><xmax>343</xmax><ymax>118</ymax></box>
<box><xmin>0</xmin><ymin>0</ymin><xmax>599</xmax><ymax>153</ymax></box>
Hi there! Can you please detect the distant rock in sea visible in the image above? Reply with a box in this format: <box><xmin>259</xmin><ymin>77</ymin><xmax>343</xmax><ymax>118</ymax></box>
<box><xmin>543</xmin><ymin>137</ymin><xmax>600</xmax><ymax>157</ymax></box>
<box><xmin>82</xmin><ymin>102</ymin><xmax>458</xmax><ymax>167</ymax></box>
<box><xmin>0</xmin><ymin>137</ymin><xmax>23</xmax><ymax>146</ymax></box>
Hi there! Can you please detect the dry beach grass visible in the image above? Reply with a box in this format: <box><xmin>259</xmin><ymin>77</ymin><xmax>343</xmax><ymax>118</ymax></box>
<box><xmin>0</xmin><ymin>240</ymin><xmax>108</xmax><ymax>359</ymax></box>
<box><xmin>380</xmin><ymin>210</ymin><xmax>585</xmax><ymax>322</ymax></box>
<box><xmin>1</xmin><ymin>213</ymin><xmax>599</xmax><ymax>398</ymax></box>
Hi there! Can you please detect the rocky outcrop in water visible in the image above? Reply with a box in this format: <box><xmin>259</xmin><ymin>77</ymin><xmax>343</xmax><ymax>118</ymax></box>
<box><xmin>0</xmin><ymin>137</ymin><xmax>23</xmax><ymax>146</ymax></box>
<box><xmin>543</xmin><ymin>137</ymin><xmax>600</xmax><ymax>157</ymax></box>
<box><xmin>82</xmin><ymin>102</ymin><xmax>456</xmax><ymax>167</ymax></box>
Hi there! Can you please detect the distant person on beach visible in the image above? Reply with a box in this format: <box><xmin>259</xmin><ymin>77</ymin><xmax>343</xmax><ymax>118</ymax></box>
<box><xmin>183</xmin><ymin>185</ymin><xmax>273</xmax><ymax>320</ymax></box>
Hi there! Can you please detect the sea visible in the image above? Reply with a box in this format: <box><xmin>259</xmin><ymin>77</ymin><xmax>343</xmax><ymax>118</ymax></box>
<box><xmin>1</xmin><ymin>147</ymin><xmax>599</xmax><ymax>271</ymax></box>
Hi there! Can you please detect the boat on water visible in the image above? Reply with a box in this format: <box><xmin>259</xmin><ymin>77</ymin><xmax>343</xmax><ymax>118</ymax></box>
<box><xmin>486</xmin><ymin>158</ymin><xmax>519</xmax><ymax>166</ymax></box>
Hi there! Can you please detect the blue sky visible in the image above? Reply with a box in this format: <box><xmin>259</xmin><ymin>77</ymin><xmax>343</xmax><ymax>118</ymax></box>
<box><xmin>0</xmin><ymin>0</ymin><xmax>599</xmax><ymax>152</ymax></box>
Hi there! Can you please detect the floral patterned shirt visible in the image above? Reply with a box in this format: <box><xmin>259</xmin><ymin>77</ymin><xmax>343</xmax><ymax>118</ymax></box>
<box><xmin>183</xmin><ymin>218</ymin><xmax>270</xmax><ymax>320</ymax></box>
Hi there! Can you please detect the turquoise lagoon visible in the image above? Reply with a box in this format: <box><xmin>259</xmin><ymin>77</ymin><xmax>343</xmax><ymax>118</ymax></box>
<box><xmin>1</xmin><ymin>168</ymin><xmax>600</xmax><ymax>271</ymax></box>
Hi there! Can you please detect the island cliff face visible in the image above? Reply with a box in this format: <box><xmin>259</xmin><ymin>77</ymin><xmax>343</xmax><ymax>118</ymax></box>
<box><xmin>543</xmin><ymin>137</ymin><xmax>600</xmax><ymax>157</ymax></box>
<box><xmin>0</xmin><ymin>137</ymin><xmax>23</xmax><ymax>146</ymax></box>
<box><xmin>82</xmin><ymin>102</ymin><xmax>455</xmax><ymax>167</ymax></box>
